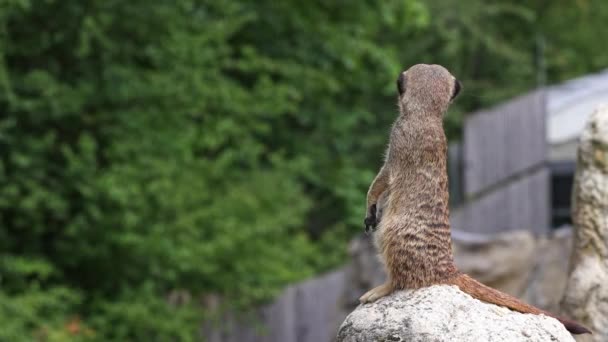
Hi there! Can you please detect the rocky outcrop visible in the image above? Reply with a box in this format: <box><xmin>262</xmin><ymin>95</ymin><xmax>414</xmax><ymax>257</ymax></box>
<box><xmin>561</xmin><ymin>105</ymin><xmax>608</xmax><ymax>341</ymax></box>
<box><xmin>337</xmin><ymin>285</ymin><xmax>574</xmax><ymax>342</ymax></box>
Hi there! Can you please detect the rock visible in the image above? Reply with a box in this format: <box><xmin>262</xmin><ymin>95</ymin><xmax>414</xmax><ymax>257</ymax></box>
<box><xmin>523</xmin><ymin>228</ymin><xmax>572</xmax><ymax>313</ymax></box>
<box><xmin>561</xmin><ymin>105</ymin><xmax>608</xmax><ymax>341</ymax></box>
<box><xmin>452</xmin><ymin>230</ymin><xmax>536</xmax><ymax>298</ymax></box>
<box><xmin>337</xmin><ymin>285</ymin><xmax>574</xmax><ymax>342</ymax></box>
<box><xmin>453</xmin><ymin>229</ymin><xmax>575</xmax><ymax>313</ymax></box>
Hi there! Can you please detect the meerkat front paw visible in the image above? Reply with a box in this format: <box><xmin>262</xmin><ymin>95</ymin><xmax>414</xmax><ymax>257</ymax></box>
<box><xmin>364</xmin><ymin>204</ymin><xmax>378</xmax><ymax>233</ymax></box>
<box><xmin>359</xmin><ymin>283</ymin><xmax>393</xmax><ymax>303</ymax></box>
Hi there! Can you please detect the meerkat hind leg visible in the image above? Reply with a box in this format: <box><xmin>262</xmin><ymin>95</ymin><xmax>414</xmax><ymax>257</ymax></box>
<box><xmin>359</xmin><ymin>282</ymin><xmax>393</xmax><ymax>303</ymax></box>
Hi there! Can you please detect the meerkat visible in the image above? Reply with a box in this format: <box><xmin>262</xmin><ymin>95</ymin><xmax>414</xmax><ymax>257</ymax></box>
<box><xmin>360</xmin><ymin>64</ymin><xmax>590</xmax><ymax>335</ymax></box>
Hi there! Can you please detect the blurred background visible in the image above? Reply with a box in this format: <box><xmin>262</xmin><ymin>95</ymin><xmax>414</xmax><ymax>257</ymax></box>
<box><xmin>1</xmin><ymin>1</ymin><xmax>608</xmax><ymax>341</ymax></box>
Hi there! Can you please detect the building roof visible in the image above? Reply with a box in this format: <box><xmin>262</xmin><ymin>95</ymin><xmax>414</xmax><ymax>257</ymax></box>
<box><xmin>547</xmin><ymin>69</ymin><xmax>608</xmax><ymax>161</ymax></box>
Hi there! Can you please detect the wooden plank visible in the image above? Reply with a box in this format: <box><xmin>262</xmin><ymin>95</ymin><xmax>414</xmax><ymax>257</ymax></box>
<box><xmin>462</xmin><ymin>111</ymin><xmax>482</xmax><ymax>195</ymax></box>
<box><xmin>479</xmin><ymin>112</ymin><xmax>492</xmax><ymax>192</ymax></box>
<box><xmin>512</xmin><ymin>95</ymin><xmax>527</xmax><ymax>173</ymax></box>
<box><xmin>533</xmin><ymin>91</ymin><xmax>548</xmax><ymax>165</ymax></box>
<box><xmin>448</xmin><ymin>143</ymin><xmax>464</xmax><ymax>206</ymax></box>
<box><xmin>463</xmin><ymin>90</ymin><xmax>547</xmax><ymax>197</ymax></box>
<box><xmin>503</xmin><ymin>100</ymin><xmax>517</xmax><ymax>180</ymax></box>
<box><xmin>528</xmin><ymin>167</ymin><xmax>550</xmax><ymax>235</ymax></box>
<box><xmin>494</xmin><ymin>182</ymin><xmax>510</xmax><ymax>233</ymax></box>
<box><xmin>202</xmin><ymin>269</ymin><xmax>348</xmax><ymax>342</ymax></box>
<box><xmin>488</xmin><ymin>110</ymin><xmax>501</xmax><ymax>187</ymax></box>
<box><xmin>506</xmin><ymin>177</ymin><xmax>526</xmax><ymax>232</ymax></box>
<box><xmin>472</xmin><ymin>191</ymin><xmax>492</xmax><ymax>233</ymax></box>
<box><xmin>295</xmin><ymin>269</ymin><xmax>347</xmax><ymax>342</ymax></box>
<box><xmin>497</xmin><ymin>105</ymin><xmax>509</xmax><ymax>184</ymax></box>
<box><xmin>450</xmin><ymin>207</ymin><xmax>466</xmax><ymax>232</ymax></box>
<box><xmin>456</xmin><ymin>167</ymin><xmax>549</xmax><ymax>235</ymax></box>
<box><xmin>463</xmin><ymin>112</ymin><xmax>481</xmax><ymax>196</ymax></box>
<box><xmin>511</xmin><ymin>90</ymin><xmax>546</xmax><ymax>174</ymax></box>
<box><xmin>258</xmin><ymin>286</ymin><xmax>297</xmax><ymax>342</ymax></box>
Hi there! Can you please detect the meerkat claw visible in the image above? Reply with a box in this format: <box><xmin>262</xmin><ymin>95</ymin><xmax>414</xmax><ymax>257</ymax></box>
<box><xmin>364</xmin><ymin>204</ymin><xmax>378</xmax><ymax>234</ymax></box>
<box><xmin>364</xmin><ymin>221</ymin><xmax>375</xmax><ymax>234</ymax></box>
<box><xmin>364</xmin><ymin>219</ymin><xmax>376</xmax><ymax>234</ymax></box>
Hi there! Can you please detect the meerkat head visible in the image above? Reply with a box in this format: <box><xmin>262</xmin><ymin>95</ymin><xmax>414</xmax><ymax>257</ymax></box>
<box><xmin>396</xmin><ymin>64</ymin><xmax>461</xmax><ymax>116</ymax></box>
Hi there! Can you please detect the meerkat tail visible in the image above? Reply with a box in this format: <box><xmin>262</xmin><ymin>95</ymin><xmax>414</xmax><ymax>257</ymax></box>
<box><xmin>446</xmin><ymin>273</ymin><xmax>590</xmax><ymax>335</ymax></box>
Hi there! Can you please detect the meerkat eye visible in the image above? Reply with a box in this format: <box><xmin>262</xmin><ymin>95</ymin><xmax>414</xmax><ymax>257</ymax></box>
<box><xmin>397</xmin><ymin>73</ymin><xmax>406</xmax><ymax>95</ymax></box>
<box><xmin>451</xmin><ymin>79</ymin><xmax>462</xmax><ymax>100</ymax></box>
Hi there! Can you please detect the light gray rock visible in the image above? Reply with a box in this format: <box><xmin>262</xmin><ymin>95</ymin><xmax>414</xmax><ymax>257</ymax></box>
<box><xmin>337</xmin><ymin>285</ymin><xmax>574</xmax><ymax>342</ymax></box>
<box><xmin>453</xmin><ymin>230</ymin><xmax>536</xmax><ymax>298</ymax></box>
<box><xmin>522</xmin><ymin>228</ymin><xmax>572</xmax><ymax>313</ymax></box>
<box><xmin>561</xmin><ymin>105</ymin><xmax>608</xmax><ymax>341</ymax></box>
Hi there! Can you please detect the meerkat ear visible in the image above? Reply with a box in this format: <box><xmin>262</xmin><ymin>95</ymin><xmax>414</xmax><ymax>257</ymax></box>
<box><xmin>451</xmin><ymin>79</ymin><xmax>462</xmax><ymax>100</ymax></box>
<box><xmin>396</xmin><ymin>73</ymin><xmax>406</xmax><ymax>95</ymax></box>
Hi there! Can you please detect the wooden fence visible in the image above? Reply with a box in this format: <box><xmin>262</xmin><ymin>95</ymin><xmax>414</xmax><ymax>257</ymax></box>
<box><xmin>450</xmin><ymin>89</ymin><xmax>550</xmax><ymax>235</ymax></box>
<box><xmin>202</xmin><ymin>269</ymin><xmax>350</xmax><ymax>342</ymax></box>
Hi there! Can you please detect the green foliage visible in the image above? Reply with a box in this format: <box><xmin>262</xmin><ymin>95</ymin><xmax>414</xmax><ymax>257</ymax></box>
<box><xmin>0</xmin><ymin>256</ymin><xmax>86</xmax><ymax>342</ymax></box>
<box><xmin>0</xmin><ymin>0</ymin><xmax>607</xmax><ymax>340</ymax></box>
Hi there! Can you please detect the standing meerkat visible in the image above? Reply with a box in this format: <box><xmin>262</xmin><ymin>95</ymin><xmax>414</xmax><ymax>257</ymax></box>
<box><xmin>360</xmin><ymin>64</ymin><xmax>590</xmax><ymax>335</ymax></box>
